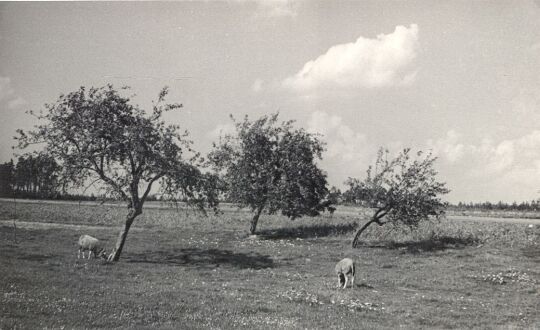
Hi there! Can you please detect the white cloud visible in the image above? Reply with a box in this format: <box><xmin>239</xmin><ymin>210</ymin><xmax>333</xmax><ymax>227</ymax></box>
<box><xmin>0</xmin><ymin>77</ymin><xmax>15</xmax><ymax>102</ymax></box>
<box><xmin>427</xmin><ymin>130</ymin><xmax>466</xmax><ymax>163</ymax></box>
<box><xmin>426</xmin><ymin>129</ymin><xmax>540</xmax><ymax>201</ymax></box>
<box><xmin>0</xmin><ymin>77</ymin><xmax>26</xmax><ymax>111</ymax></box>
<box><xmin>236</xmin><ymin>0</ymin><xmax>299</xmax><ymax>19</ymax></box>
<box><xmin>283</xmin><ymin>24</ymin><xmax>419</xmax><ymax>91</ymax></box>
<box><xmin>515</xmin><ymin>130</ymin><xmax>540</xmax><ymax>156</ymax></box>
<box><xmin>480</xmin><ymin>140</ymin><xmax>515</xmax><ymax>174</ymax></box>
<box><xmin>307</xmin><ymin>111</ymin><xmax>370</xmax><ymax>162</ymax></box>
<box><xmin>303</xmin><ymin>120</ymin><xmax>540</xmax><ymax>201</ymax></box>
<box><xmin>252</xmin><ymin>78</ymin><xmax>264</xmax><ymax>93</ymax></box>
<box><xmin>207</xmin><ymin>123</ymin><xmax>236</xmax><ymax>140</ymax></box>
<box><xmin>306</xmin><ymin>110</ymin><xmax>387</xmax><ymax>187</ymax></box>
<box><xmin>253</xmin><ymin>0</ymin><xmax>299</xmax><ymax>18</ymax></box>
<box><xmin>511</xmin><ymin>87</ymin><xmax>540</xmax><ymax>118</ymax></box>
<box><xmin>429</xmin><ymin>129</ymin><xmax>540</xmax><ymax>179</ymax></box>
<box><xmin>400</xmin><ymin>71</ymin><xmax>418</xmax><ymax>86</ymax></box>
<box><xmin>8</xmin><ymin>97</ymin><xmax>27</xmax><ymax>110</ymax></box>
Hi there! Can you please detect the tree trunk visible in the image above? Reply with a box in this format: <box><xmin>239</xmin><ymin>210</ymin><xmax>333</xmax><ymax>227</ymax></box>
<box><xmin>110</xmin><ymin>209</ymin><xmax>141</xmax><ymax>261</ymax></box>
<box><xmin>352</xmin><ymin>217</ymin><xmax>382</xmax><ymax>248</ymax></box>
<box><xmin>249</xmin><ymin>205</ymin><xmax>265</xmax><ymax>235</ymax></box>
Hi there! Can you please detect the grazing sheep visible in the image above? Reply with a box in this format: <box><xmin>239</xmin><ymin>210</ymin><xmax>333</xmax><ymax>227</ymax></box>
<box><xmin>335</xmin><ymin>258</ymin><xmax>355</xmax><ymax>289</ymax></box>
<box><xmin>78</xmin><ymin>234</ymin><xmax>108</xmax><ymax>260</ymax></box>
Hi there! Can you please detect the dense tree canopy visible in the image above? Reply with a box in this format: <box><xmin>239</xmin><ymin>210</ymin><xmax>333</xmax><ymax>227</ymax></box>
<box><xmin>0</xmin><ymin>155</ymin><xmax>60</xmax><ymax>199</ymax></box>
<box><xmin>16</xmin><ymin>85</ymin><xmax>218</xmax><ymax>261</ymax></box>
<box><xmin>15</xmin><ymin>154</ymin><xmax>60</xmax><ymax>198</ymax></box>
<box><xmin>0</xmin><ymin>160</ymin><xmax>14</xmax><ymax>197</ymax></box>
<box><xmin>208</xmin><ymin>113</ymin><xmax>331</xmax><ymax>234</ymax></box>
<box><xmin>345</xmin><ymin>148</ymin><xmax>449</xmax><ymax>247</ymax></box>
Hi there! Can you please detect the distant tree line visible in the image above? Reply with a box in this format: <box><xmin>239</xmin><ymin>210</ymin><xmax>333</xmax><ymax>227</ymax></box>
<box><xmin>0</xmin><ymin>154</ymin><xmax>60</xmax><ymax>199</ymax></box>
<box><xmin>3</xmin><ymin>153</ymin><xmax>538</xmax><ymax>214</ymax></box>
<box><xmin>0</xmin><ymin>154</ymin><xmax>166</xmax><ymax>202</ymax></box>
<box><xmin>327</xmin><ymin>188</ymin><xmax>540</xmax><ymax>213</ymax></box>
<box><xmin>450</xmin><ymin>201</ymin><xmax>540</xmax><ymax>212</ymax></box>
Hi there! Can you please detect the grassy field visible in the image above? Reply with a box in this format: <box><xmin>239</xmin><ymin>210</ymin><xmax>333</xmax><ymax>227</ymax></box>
<box><xmin>0</xmin><ymin>200</ymin><xmax>539</xmax><ymax>329</ymax></box>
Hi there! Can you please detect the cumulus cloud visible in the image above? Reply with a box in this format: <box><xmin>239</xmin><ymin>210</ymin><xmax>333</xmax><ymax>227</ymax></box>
<box><xmin>8</xmin><ymin>97</ymin><xmax>27</xmax><ymax>110</ymax></box>
<box><xmin>429</xmin><ymin>129</ymin><xmax>540</xmax><ymax>179</ymax></box>
<box><xmin>423</xmin><ymin>129</ymin><xmax>540</xmax><ymax>201</ymax></box>
<box><xmin>307</xmin><ymin>111</ymin><xmax>370</xmax><ymax>162</ymax></box>
<box><xmin>251</xmin><ymin>0</ymin><xmax>299</xmax><ymax>18</ymax></box>
<box><xmin>0</xmin><ymin>77</ymin><xmax>27</xmax><ymax>110</ymax></box>
<box><xmin>307</xmin><ymin>111</ymin><xmax>414</xmax><ymax>188</ymax></box>
<box><xmin>207</xmin><ymin>123</ymin><xmax>236</xmax><ymax>141</ymax></box>
<box><xmin>305</xmin><ymin>110</ymin><xmax>388</xmax><ymax>186</ymax></box>
<box><xmin>511</xmin><ymin>87</ymin><xmax>540</xmax><ymax>118</ymax></box>
<box><xmin>258</xmin><ymin>0</ymin><xmax>299</xmax><ymax>18</ymax></box>
<box><xmin>283</xmin><ymin>24</ymin><xmax>419</xmax><ymax>91</ymax></box>
<box><xmin>0</xmin><ymin>77</ymin><xmax>16</xmax><ymax>102</ymax></box>
<box><xmin>427</xmin><ymin>130</ymin><xmax>466</xmax><ymax>163</ymax></box>
<box><xmin>252</xmin><ymin>78</ymin><xmax>264</xmax><ymax>93</ymax></box>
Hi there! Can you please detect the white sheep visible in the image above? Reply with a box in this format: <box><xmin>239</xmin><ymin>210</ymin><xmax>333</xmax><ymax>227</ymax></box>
<box><xmin>335</xmin><ymin>258</ymin><xmax>355</xmax><ymax>289</ymax></box>
<box><xmin>78</xmin><ymin>234</ymin><xmax>108</xmax><ymax>260</ymax></box>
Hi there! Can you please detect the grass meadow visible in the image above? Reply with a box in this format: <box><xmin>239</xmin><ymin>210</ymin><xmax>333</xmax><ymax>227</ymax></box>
<box><xmin>0</xmin><ymin>200</ymin><xmax>539</xmax><ymax>329</ymax></box>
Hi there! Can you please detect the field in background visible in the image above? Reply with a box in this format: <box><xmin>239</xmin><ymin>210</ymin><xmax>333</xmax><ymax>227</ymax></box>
<box><xmin>0</xmin><ymin>200</ymin><xmax>539</xmax><ymax>329</ymax></box>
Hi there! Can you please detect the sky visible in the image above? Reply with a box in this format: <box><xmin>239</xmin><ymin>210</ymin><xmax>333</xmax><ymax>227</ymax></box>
<box><xmin>1</xmin><ymin>1</ymin><xmax>540</xmax><ymax>203</ymax></box>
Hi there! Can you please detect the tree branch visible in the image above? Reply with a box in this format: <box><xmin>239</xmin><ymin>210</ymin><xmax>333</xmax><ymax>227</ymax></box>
<box><xmin>140</xmin><ymin>173</ymin><xmax>163</xmax><ymax>205</ymax></box>
<box><xmin>88</xmin><ymin>158</ymin><xmax>129</xmax><ymax>202</ymax></box>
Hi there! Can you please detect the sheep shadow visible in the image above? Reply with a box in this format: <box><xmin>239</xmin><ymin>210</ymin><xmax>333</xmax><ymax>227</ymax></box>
<box><xmin>358</xmin><ymin>235</ymin><xmax>480</xmax><ymax>253</ymax></box>
<box><xmin>258</xmin><ymin>222</ymin><xmax>358</xmax><ymax>240</ymax></box>
<box><xmin>124</xmin><ymin>247</ymin><xmax>275</xmax><ymax>269</ymax></box>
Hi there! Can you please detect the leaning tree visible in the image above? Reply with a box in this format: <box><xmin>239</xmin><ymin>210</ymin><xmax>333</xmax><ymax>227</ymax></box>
<box><xmin>16</xmin><ymin>85</ymin><xmax>219</xmax><ymax>261</ymax></box>
<box><xmin>345</xmin><ymin>148</ymin><xmax>449</xmax><ymax>248</ymax></box>
<box><xmin>208</xmin><ymin>113</ymin><xmax>332</xmax><ymax>234</ymax></box>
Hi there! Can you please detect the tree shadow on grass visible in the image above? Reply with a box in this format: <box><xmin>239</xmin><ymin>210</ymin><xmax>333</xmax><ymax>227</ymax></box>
<box><xmin>388</xmin><ymin>236</ymin><xmax>480</xmax><ymax>253</ymax></box>
<box><xmin>18</xmin><ymin>253</ymin><xmax>53</xmax><ymax>262</ymax></box>
<box><xmin>124</xmin><ymin>248</ymin><xmax>275</xmax><ymax>269</ymax></box>
<box><xmin>258</xmin><ymin>222</ymin><xmax>358</xmax><ymax>240</ymax></box>
<box><xmin>358</xmin><ymin>235</ymin><xmax>480</xmax><ymax>254</ymax></box>
<box><xmin>521</xmin><ymin>245</ymin><xmax>540</xmax><ymax>261</ymax></box>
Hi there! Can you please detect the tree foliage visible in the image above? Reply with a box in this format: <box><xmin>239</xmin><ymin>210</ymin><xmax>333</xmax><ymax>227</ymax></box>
<box><xmin>0</xmin><ymin>155</ymin><xmax>60</xmax><ymax>198</ymax></box>
<box><xmin>14</xmin><ymin>154</ymin><xmax>60</xmax><ymax>198</ymax></box>
<box><xmin>16</xmin><ymin>85</ymin><xmax>219</xmax><ymax>261</ymax></box>
<box><xmin>208</xmin><ymin>113</ymin><xmax>331</xmax><ymax>234</ymax></box>
<box><xmin>0</xmin><ymin>160</ymin><xmax>15</xmax><ymax>197</ymax></box>
<box><xmin>345</xmin><ymin>148</ymin><xmax>450</xmax><ymax>247</ymax></box>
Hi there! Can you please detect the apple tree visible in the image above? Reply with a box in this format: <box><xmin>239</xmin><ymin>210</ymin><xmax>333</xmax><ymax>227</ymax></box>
<box><xmin>208</xmin><ymin>113</ymin><xmax>331</xmax><ymax>234</ymax></box>
<box><xmin>345</xmin><ymin>148</ymin><xmax>449</xmax><ymax>248</ymax></box>
<box><xmin>16</xmin><ymin>85</ymin><xmax>219</xmax><ymax>261</ymax></box>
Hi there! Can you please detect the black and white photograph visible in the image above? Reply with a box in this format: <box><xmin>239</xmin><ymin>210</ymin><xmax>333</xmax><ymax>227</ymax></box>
<box><xmin>0</xmin><ymin>1</ymin><xmax>539</xmax><ymax>328</ymax></box>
